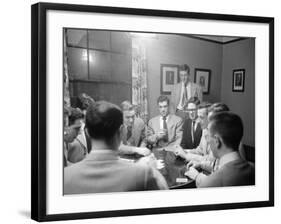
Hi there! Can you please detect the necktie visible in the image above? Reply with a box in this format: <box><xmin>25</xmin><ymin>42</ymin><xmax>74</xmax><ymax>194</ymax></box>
<box><xmin>163</xmin><ymin>116</ymin><xmax>168</xmax><ymax>142</ymax></box>
<box><xmin>191</xmin><ymin>120</ymin><xmax>195</xmax><ymax>144</ymax></box>
<box><xmin>181</xmin><ymin>84</ymin><xmax>188</xmax><ymax>108</ymax></box>
<box><xmin>127</xmin><ymin>126</ymin><xmax>132</xmax><ymax>142</ymax></box>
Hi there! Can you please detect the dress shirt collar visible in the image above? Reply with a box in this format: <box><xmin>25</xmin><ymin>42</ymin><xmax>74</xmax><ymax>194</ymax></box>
<box><xmin>182</xmin><ymin>81</ymin><xmax>191</xmax><ymax>88</ymax></box>
<box><xmin>218</xmin><ymin>151</ymin><xmax>241</xmax><ymax>169</ymax></box>
<box><xmin>160</xmin><ymin>115</ymin><xmax>170</xmax><ymax>122</ymax></box>
<box><xmin>159</xmin><ymin>115</ymin><xmax>170</xmax><ymax>129</ymax></box>
<box><xmin>87</xmin><ymin>149</ymin><xmax>119</xmax><ymax>161</ymax></box>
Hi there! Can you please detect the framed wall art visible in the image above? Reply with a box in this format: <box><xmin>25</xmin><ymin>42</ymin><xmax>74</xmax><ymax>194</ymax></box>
<box><xmin>31</xmin><ymin>2</ymin><xmax>274</xmax><ymax>222</ymax></box>
<box><xmin>160</xmin><ymin>64</ymin><xmax>180</xmax><ymax>94</ymax></box>
<box><xmin>232</xmin><ymin>69</ymin><xmax>245</xmax><ymax>92</ymax></box>
<box><xmin>194</xmin><ymin>68</ymin><xmax>211</xmax><ymax>94</ymax></box>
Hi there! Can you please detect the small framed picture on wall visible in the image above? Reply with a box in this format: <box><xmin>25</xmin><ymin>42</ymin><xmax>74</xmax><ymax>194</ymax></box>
<box><xmin>194</xmin><ymin>68</ymin><xmax>211</xmax><ymax>94</ymax></box>
<box><xmin>160</xmin><ymin>64</ymin><xmax>179</xmax><ymax>94</ymax></box>
<box><xmin>232</xmin><ymin>69</ymin><xmax>245</xmax><ymax>92</ymax></box>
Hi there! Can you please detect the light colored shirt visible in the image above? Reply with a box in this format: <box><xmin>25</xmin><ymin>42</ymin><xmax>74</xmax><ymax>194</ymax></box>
<box><xmin>195</xmin><ymin>151</ymin><xmax>242</xmax><ymax>187</ymax></box>
<box><xmin>159</xmin><ymin>115</ymin><xmax>170</xmax><ymax>129</ymax></box>
<box><xmin>217</xmin><ymin>151</ymin><xmax>241</xmax><ymax>169</ymax></box>
<box><xmin>177</xmin><ymin>82</ymin><xmax>191</xmax><ymax>110</ymax></box>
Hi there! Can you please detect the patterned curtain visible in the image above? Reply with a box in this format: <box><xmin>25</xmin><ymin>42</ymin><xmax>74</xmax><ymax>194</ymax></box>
<box><xmin>63</xmin><ymin>29</ymin><xmax>71</xmax><ymax>126</ymax></box>
<box><xmin>132</xmin><ymin>38</ymin><xmax>148</xmax><ymax>123</ymax></box>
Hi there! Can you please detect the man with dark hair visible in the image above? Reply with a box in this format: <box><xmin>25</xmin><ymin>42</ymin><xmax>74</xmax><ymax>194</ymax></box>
<box><xmin>118</xmin><ymin>100</ymin><xmax>150</xmax><ymax>156</ymax></box>
<box><xmin>208</xmin><ymin>102</ymin><xmax>246</xmax><ymax>161</ymax></box>
<box><xmin>185</xmin><ymin>112</ymin><xmax>255</xmax><ymax>187</ymax></box>
<box><xmin>171</xmin><ymin>64</ymin><xmax>202</xmax><ymax>119</ymax></box>
<box><xmin>67</xmin><ymin>106</ymin><xmax>92</xmax><ymax>164</ymax></box>
<box><xmin>64</xmin><ymin>101</ymin><xmax>168</xmax><ymax>194</ymax></box>
<box><xmin>180</xmin><ymin>97</ymin><xmax>202</xmax><ymax>149</ymax></box>
<box><xmin>146</xmin><ymin>95</ymin><xmax>183</xmax><ymax>150</ymax></box>
<box><xmin>174</xmin><ymin>103</ymin><xmax>212</xmax><ymax>162</ymax></box>
<box><xmin>63</xmin><ymin>107</ymin><xmax>84</xmax><ymax>167</ymax></box>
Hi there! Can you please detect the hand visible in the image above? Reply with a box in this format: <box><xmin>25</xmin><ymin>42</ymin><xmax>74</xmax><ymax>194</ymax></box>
<box><xmin>184</xmin><ymin>167</ymin><xmax>200</xmax><ymax>180</ymax></box>
<box><xmin>137</xmin><ymin>147</ymin><xmax>151</xmax><ymax>156</ymax></box>
<box><xmin>174</xmin><ymin>145</ymin><xmax>187</xmax><ymax>159</ymax></box>
<box><xmin>156</xmin><ymin>159</ymin><xmax>165</xmax><ymax>169</ymax></box>
<box><xmin>156</xmin><ymin>129</ymin><xmax>167</xmax><ymax>140</ymax></box>
<box><xmin>137</xmin><ymin>154</ymin><xmax>157</xmax><ymax>169</ymax></box>
<box><xmin>186</xmin><ymin>160</ymin><xmax>201</xmax><ymax>169</ymax></box>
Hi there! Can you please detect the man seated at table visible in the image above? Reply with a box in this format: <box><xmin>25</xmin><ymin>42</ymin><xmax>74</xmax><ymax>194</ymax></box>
<box><xmin>146</xmin><ymin>95</ymin><xmax>183</xmax><ymax>151</ymax></box>
<box><xmin>64</xmin><ymin>101</ymin><xmax>168</xmax><ymax>194</ymax></box>
<box><xmin>118</xmin><ymin>100</ymin><xmax>151</xmax><ymax>156</ymax></box>
<box><xmin>185</xmin><ymin>112</ymin><xmax>255</xmax><ymax>187</ymax></box>
<box><xmin>180</xmin><ymin>97</ymin><xmax>202</xmax><ymax>150</ymax></box>
<box><xmin>174</xmin><ymin>103</ymin><xmax>212</xmax><ymax>163</ymax></box>
<box><xmin>63</xmin><ymin>107</ymin><xmax>84</xmax><ymax>167</ymax></box>
<box><xmin>67</xmin><ymin>107</ymin><xmax>92</xmax><ymax>163</ymax></box>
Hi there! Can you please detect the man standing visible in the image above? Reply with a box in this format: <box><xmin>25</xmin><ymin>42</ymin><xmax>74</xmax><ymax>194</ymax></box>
<box><xmin>119</xmin><ymin>101</ymin><xmax>151</xmax><ymax>156</ymax></box>
<box><xmin>180</xmin><ymin>97</ymin><xmax>202</xmax><ymax>149</ymax></box>
<box><xmin>185</xmin><ymin>112</ymin><xmax>255</xmax><ymax>187</ymax></box>
<box><xmin>64</xmin><ymin>101</ymin><xmax>168</xmax><ymax>194</ymax></box>
<box><xmin>171</xmin><ymin>64</ymin><xmax>202</xmax><ymax>119</ymax></box>
<box><xmin>146</xmin><ymin>95</ymin><xmax>183</xmax><ymax>150</ymax></box>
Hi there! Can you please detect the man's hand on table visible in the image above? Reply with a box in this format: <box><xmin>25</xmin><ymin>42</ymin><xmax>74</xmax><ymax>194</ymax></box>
<box><xmin>187</xmin><ymin>160</ymin><xmax>202</xmax><ymax>170</ymax></box>
<box><xmin>173</xmin><ymin>145</ymin><xmax>188</xmax><ymax>159</ymax></box>
<box><xmin>184</xmin><ymin>166</ymin><xmax>200</xmax><ymax>180</ymax></box>
<box><xmin>137</xmin><ymin>153</ymin><xmax>165</xmax><ymax>170</ymax></box>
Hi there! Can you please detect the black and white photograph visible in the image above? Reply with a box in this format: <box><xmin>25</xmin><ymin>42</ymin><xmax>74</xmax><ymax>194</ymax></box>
<box><xmin>30</xmin><ymin>2</ymin><xmax>274</xmax><ymax>222</ymax></box>
<box><xmin>232</xmin><ymin>69</ymin><xmax>245</xmax><ymax>92</ymax></box>
<box><xmin>194</xmin><ymin>68</ymin><xmax>211</xmax><ymax>94</ymax></box>
<box><xmin>63</xmin><ymin>28</ymin><xmax>255</xmax><ymax>195</ymax></box>
<box><xmin>160</xmin><ymin>64</ymin><xmax>180</xmax><ymax>94</ymax></box>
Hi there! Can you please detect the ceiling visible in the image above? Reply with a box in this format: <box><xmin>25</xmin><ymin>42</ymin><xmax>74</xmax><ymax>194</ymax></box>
<box><xmin>180</xmin><ymin>34</ymin><xmax>248</xmax><ymax>44</ymax></box>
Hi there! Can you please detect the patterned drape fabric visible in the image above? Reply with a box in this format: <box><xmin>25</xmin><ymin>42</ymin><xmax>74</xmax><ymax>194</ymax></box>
<box><xmin>132</xmin><ymin>38</ymin><xmax>149</xmax><ymax>123</ymax></box>
<box><xmin>63</xmin><ymin>29</ymin><xmax>71</xmax><ymax>126</ymax></box>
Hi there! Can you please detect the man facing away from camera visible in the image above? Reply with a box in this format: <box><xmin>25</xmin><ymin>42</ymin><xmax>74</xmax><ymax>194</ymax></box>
<box><xmin>64</xmin><ymin>101</ymin><xmax>168</xmax><ymax>194</ymax></box>
<box><xmin>185</xmin><ymin>112</ymin><xmax>255</xmax><ymax>187</ymax></box>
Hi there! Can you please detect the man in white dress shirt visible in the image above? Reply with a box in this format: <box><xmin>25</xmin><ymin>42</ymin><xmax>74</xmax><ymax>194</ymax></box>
<box><xmin>171</xmin><ymin>64</ymin><xmax>203</xmax><ymax>119</ymax></box>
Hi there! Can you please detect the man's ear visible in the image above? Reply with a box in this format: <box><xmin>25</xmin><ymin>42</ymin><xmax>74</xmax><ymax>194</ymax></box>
<box><xmin>116</xmin><ymin>125</ymin><xmax>124</xmax><ymax>138</ymax></box>
<box><xmin>215</xmin><ymin>135</ymin><xmax>222</xmax><ymax>149</ymax></box>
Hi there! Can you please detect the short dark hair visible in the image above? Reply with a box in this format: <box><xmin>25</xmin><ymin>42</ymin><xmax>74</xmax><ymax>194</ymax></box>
<box><xmin>179</xmin><ymin>64</ymin><xmax>190</xmax><ymax>74</ymax></box>
<box><xmin>157</xmin><ymin>95</ymin><xmax>170</xmax><ymax>105</ymax></box>
<box><xmin>78</xmin><ymin>93</ymin><xmax>95</xmax><ymax>110</ymax></box>
<box><xmin>86</xmin><ymin>101</ymin><xmax>123</xmax><ymax>142</ymax></box>
<box><xmin>68</xmin><ymin>107</ymin><xmax>84</xmax><ymax>125</ymax></box>
<box><xmin>209</xmin><ymin>102</ymin><xmax>229</xmax><ymax>114</ymax></box>
<box><xmin>209</xmin><ymin>112</ymin><xmax>243</xmax><ymax>151</ymax></box>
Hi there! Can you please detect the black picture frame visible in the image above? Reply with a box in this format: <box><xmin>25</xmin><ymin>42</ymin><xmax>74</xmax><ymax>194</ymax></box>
<box><xmin>31</xmin><ymin>2</ymin><xmax>274</xmax><ymax>222</ymax></box>
<box><xmin>194</xmin><ymin>68</ymin><xmax>211</xmax><ymax>94</ymax></box>
<box><xmin>160</xmin><ymin>64</ymin><xmax>179</xmax><ymax>95</ymax></box>
<box><xmin>232</xmin><ymin>69</ymin><xmax>245</xmax><ymax>92</ymax></box>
